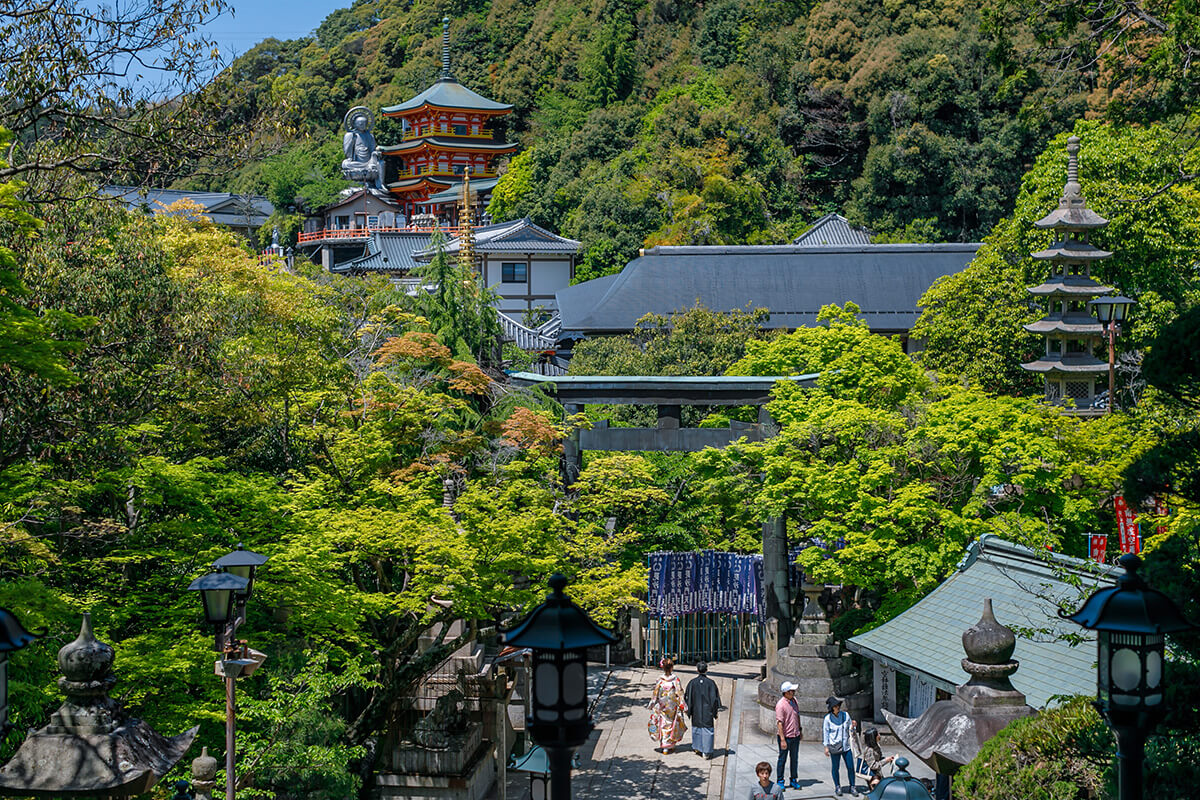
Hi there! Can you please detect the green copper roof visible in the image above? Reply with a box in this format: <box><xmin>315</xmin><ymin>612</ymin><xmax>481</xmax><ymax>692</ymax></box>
<box><xmin>381</xmin><ymin>77</ymin><xmax>512</xmax><ymax>115</ymax></box>
<box><xmin>847</xmin><ymin>535</ymin><xmax>1116</xmax><ymax>708</ymax></box>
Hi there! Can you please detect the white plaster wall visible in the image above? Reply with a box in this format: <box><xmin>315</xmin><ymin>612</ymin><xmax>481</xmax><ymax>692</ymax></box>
<box><xmin>530</xmin><ymin>259</ymin><xmax>572</xmax><ymax>295</ymax></box>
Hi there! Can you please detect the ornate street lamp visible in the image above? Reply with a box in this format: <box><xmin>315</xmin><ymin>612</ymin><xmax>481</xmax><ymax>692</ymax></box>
<box><xmin>501</xmin><ymin>574</ymin><xmax>617</xmax><ymax>800</ymax></box>
<box><xmin>187</xmin><ymin>573</ymin><xmax>249</xmax><ymax>646</ymax></box>
<box><xmin>211</xmin><ymin>544</ymin><xmax>269</xmax><ymax>602</ymax></box>
<box><xmin>1088</xmin><ymin>295</ymin><xmax>1135</xmax><ymax>413</ymax></box>
<box><xmin>865</xmin><ymin>757</ymin><xmax>933</xmax><ymax>800</ymax></box>
<box><xmin>1062</xmin><ymin>553</ymin><xmax>1198</xmax><ymax>800</ymax></box>
<box><xmin>186</xmin><ymin>546</ymin><xmax>269</xmax><ymax>800</ymax></box>
<box><xmin>0</xmin><ymin>608</ymin><xmax>42</xmax><ymax>735</ymax></box>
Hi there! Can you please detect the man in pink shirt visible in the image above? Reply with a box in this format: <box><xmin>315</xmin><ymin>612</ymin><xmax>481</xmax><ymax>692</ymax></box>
<box><xmin>774</xmin><ymin>681</ymin><xmax>803</xmax><ymax>790</ymax></box>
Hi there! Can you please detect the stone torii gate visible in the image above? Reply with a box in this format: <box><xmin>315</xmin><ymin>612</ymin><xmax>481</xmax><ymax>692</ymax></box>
<box><xmin>507</xmin><ymin>371</ymin><xmax>818</xmax><ymax>644</ymax></box>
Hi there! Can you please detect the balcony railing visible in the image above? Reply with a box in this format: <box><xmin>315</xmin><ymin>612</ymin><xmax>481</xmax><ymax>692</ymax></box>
<box><xmin>297</xmin><ymin>225</ymin><xmax>461</xmax><ymax>244</ymax></box>
<box><xmin>403</xmin><ymin>125</ymin><xmax>493</xmax><ymax>141</ymax></box>
<box><xmin>396</xmin><ymin>167</ymin><xmax>498</xmax><ymax>179</ymax></box>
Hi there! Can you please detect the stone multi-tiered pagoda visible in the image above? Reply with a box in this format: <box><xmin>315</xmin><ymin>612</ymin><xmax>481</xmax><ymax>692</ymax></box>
<box><xmin>1020</xmin><ymin>135</ymin><xmax>1115</xmax><ymax>410</ymax></box>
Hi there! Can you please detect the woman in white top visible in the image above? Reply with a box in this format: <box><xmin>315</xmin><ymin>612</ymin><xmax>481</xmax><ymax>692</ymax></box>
<box><xmin>822</xmin><ymin>696</ymin><xmax>858</xmax><ymax>796</ymax></box>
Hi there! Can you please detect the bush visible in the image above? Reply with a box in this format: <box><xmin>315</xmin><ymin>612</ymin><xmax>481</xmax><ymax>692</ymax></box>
<box><xmin>955</xmin><ymin>697</ymin><xmax>1111</xmax><ymax>800</ymax></box>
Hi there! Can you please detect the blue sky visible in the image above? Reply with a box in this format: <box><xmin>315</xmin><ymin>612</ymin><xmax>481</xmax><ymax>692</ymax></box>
<box><xmin>204</xmin><ymin>0</ymin><xmax>351</xmax><ymax>61</ymax></box>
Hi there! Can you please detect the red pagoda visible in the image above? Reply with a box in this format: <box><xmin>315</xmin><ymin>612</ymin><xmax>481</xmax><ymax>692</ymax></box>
<box><xmin>379</xmin><ymin>17</ymin><xmax>517</xmax><ymax>223</ymax></box>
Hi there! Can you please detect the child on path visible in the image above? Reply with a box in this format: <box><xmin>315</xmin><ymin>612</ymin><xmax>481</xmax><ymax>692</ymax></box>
<box><xmin>748</xmin><ymin>761</ymin><xmax>785</xmax><ymax>800</ymax></box>
<box><xmin>853</xmin><ymin>723</ymin><xmax>894</xmax><ymax>791</ymax></box>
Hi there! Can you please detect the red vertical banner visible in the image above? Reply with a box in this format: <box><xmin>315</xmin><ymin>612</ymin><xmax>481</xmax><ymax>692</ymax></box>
<box><xmin>1114</xmin><ymin>495</ymin><xmax>1141</xmax><ymax>554</ymax></box>
<box><xmin>1155</xmin><ymin>496</ymin><xmax>1169</xmax><ymax>538</ymax></box>
<box><xmin>1088</xmin><ymin>533</ymin><xmax>1107</xmax><ymax>563</ymax></box>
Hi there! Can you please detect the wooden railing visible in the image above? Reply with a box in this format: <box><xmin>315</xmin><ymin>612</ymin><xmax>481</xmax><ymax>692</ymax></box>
<box><xmin>397</xmin><ymin>167</ymin><xmax>498</xmax><ymax>179</ymax></box>
<box><xmin>297</xmin><ymin>225</ymin><xmax>461</xmax><ymax>244</ymax></box>
<box><xmin>497</xmin><ymin>311</ymin><xmax>559</xmax><ymax>351</ymax></box>
<box><xmin>403</xmin><ymin>125</ymin><xmax>494</xmax><ymax>141</ymax></box>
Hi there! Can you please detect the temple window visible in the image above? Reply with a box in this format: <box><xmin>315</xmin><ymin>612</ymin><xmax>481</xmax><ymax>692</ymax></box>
<box><xmin>453</xmin><ymin>124</ymin><xmax>468</xmax><ymax>136</ymax></box>
<box><xmin>502</xmin><ymin>262</ymin><xmax>527</xmax><ymax>283</ymax></box>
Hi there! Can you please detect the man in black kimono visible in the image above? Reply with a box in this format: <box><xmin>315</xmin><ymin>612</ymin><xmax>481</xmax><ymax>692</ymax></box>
<box><xmin>684</xmin><ymin>661</ymin><xmax>722</xmax><ymax>759</ymax></box>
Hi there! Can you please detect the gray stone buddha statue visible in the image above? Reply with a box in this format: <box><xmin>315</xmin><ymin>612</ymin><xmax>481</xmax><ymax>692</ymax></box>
<box><xmin>341</xmin><ymin>106</ymin><xmax>384</xmax><ymax>191</ymax></box>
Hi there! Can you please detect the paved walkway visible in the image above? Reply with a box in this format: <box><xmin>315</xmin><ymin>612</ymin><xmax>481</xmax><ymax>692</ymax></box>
<box><xmin>501</xmin><ymin>661</ymin><xmax>935</xmax><ymax>800</ymax></box>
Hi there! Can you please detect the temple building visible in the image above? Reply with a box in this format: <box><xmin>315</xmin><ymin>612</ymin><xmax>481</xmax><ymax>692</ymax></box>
<box><xmin>1019</xmin><ymin>136</ymin><xmax>1115</xmax><ymax>411</ymax></box>
<box><xmin>378</xmin><ymin>18</ymin><xmax>517</xmax><ymax>224</ymax></box>
<box><xmin>300</xmin><ymin>17</ymin><xmax>517</xmax><ymax>269</ymax></box>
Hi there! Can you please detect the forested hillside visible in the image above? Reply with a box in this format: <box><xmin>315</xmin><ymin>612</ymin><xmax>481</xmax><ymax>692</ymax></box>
<box><xmin>209</xmin><ymin>0</ymin><xmax>1191</xmax><ymax>275</ymax></box>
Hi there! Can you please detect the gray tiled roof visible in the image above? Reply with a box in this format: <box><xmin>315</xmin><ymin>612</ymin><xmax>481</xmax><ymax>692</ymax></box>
<box><xmin>425</xmin><ymin>178</ymin><xmax>500</xmax><ymax>204</ymax></box>
<box><xmin>332</xmin><ymin>231</ymin><xmax>433</xmax><ymax>274</ymax></box>
<box><xmin>793</xmin><ymin>213</ymin><xmax>873</xmax><ymax>246</ymax></box>
<box><xmin>555</xmin><ymin>243</ymin><xmax>980</xmax><ymax>335</ymax></box>
<box><xmin>846</xmin><ymin>535</ymin><xmax>1116</xmax><ymax>708</ymax></box>
<box><xmin>102</xmin><ymin>185</ymin><xmax>274</xmax><ymax>227</ymax></box>
<box><xmin>381</xmin><ymin>77</ymin><xmax>512</xmax><ymax>114</ymax></box>
<box><xmin>415</xmin><ymin>217</ymin><xmax>581</xmax><ymax>259</ymax></box>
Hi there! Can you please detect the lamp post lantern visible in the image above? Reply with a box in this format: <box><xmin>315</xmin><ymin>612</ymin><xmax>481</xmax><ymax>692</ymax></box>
<box><xmin>1088</xmin><ymin>295</ymin><xmax>1135</xmax><ymax>413</ymax></box>
<box><xmin>865</xmin><ymin>757</ymin><xmax>933</xmax><ymax>800</ymax></box>
<box><xmin>1062</xmin><ymin>553</ymin><xmax>1198</xmax><ymax>800</ymax></box>
<box><xmin>0</xmin><ymin>608</ymin><xmax>42</xmax><ymax>736</ymax></box>
<box><xmin>187</xmin><ymin>546</ymin><xmax>269</xmax><ymax>800</ymax></box>
<box><xmin>501</xmin><ymin>574</ymin><xmax>617</xmax><ymax>800</ymax></box>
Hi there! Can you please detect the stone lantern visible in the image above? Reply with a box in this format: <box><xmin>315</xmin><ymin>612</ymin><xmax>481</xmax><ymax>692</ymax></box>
<box><xmin>191</xmin><ymin>746</ymin><xmax>219</xmax><ymax>800</ymax></box>
<box><xmin>0</xmin><ymin>613</ymin><xmax>197</xmax><ymax>796</ymax></box>
<box><xmin>885</xmin><ymin>600</ymin><xmax>1035</xmax><ymax>780</ymax></box>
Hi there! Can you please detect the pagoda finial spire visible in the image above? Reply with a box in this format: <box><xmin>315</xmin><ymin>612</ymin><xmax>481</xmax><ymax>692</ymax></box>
<box><xmin>441</xmin><ymin>16</ymin><xmax>452</xmax><ymax>80</ymax></box>
<box><xmin>1063</xmin><ymin>135</ymin><xmax>1082</xmax><ymax>202</ymax></box>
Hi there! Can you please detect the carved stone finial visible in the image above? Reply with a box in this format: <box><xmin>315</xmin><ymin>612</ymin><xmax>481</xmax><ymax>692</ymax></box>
<box><xmin>192</xmin><ymin>747</ymin><xmax>218</xmax><ymax>782</ymax></box>
<box><xmin>960</xmin><ymin>599</ymin><xmax>1019</xmax><ymax>691</ymax></box>
<box><xmin>48</xmin><ymin>613</ymin><xmax>122</xmax><ymax>734</ymax></box>
<box><xmin>56</xmin><ymin>613</ymin><xmax>115</xmax><ymax>695</ymax></box>
<box><xmin>1061</xmin><ymin>135</ymin><xmax>1083</xmax><ymax>205</ymax></box>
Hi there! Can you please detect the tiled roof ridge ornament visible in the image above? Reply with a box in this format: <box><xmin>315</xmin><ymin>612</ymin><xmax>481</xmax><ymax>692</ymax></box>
<box><xmin>960</xmin><ymin>598</ymin><xmax>1019</xmax><ymax>692</ymax></box>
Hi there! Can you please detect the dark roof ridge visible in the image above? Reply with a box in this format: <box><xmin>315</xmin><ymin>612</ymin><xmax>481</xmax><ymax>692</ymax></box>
<box><xmin>642</xmin><ymin>243</ymin><xmax>983</xmax><ymax>255</ymax></box>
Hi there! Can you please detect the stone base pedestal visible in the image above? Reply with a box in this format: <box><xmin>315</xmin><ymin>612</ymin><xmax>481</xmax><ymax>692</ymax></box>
<box><xmin>377</xmin><ymin>724</ymin><xmax>495</xmax><ymax>800</ymax></box>
<box><xmin>757</xmin><ymin>620</ymin><xmax>871</xmax><ymax>736</ymax></box>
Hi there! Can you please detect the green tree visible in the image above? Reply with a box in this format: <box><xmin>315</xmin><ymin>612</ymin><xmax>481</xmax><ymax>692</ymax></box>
<box><xmin>913</xmin><ymin>122</ymin><xmax>1200</xmax><ymax>394</ymax></box>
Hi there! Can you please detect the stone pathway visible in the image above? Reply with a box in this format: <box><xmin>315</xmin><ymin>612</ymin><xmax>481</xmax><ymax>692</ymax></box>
<box><xmin>498</xmin><ymin>661</ymin><xmax>936</xmax><ymax>800</ymax></box>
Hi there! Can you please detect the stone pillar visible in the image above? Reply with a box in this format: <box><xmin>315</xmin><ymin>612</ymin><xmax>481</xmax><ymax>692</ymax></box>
<box><xmin>630</xmin><ymin>616</ymin><xmax>643</xmax><ymax>663</ymax></box>
<box><xmin>757</xmin><ymin>596</ymin><xmax>870</xmax><ymax>735</ymax></box>
<box><xmin>761</xmin><ymin>516</ymin><xmax>791</xmax><ymax>647</ymax></box>
<box><xmin>562</xmin><ymin>403</ymin><xmax>583</xmax><ymax>487</ymax></box>
<box><xmin>873</xmin><ymin>664</ymin><xmax>896</xmax><ymax>724</ymax></box>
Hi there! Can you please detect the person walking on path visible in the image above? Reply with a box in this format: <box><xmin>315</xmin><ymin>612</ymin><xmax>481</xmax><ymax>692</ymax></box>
<box><xmin>748</xmin><ymin>761</ymin><xmax>785</xmax><ymax>800</ymax></box>
<box><xmin>684</xmin><ymin>661</ymin><xmax>722</xmax><ymax>759</ymax></box>
<box><xmin>823</xmin><ymin>696</ymin><xmax>857</xmax><ymax>796</ymax></box>
<box><xmin>852</xmin><ymin>722</ymin><xmax>894</xmax><ymax>791</ymax></box>
<box><xmin>774</xmin><ymin>681</ymin><xmax>803</xmax><ymax>790</ymax></box>
<box><xmin>647</xmin><ymin>657</ymin><xmax>687</xmax><ymax>753</ymax></box>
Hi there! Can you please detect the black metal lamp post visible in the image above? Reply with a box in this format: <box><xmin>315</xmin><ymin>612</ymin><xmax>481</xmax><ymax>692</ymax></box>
<box><xmin>501</xmin><ymin>574</ymin><xmax>617</xmax><ymax>800</ymax></box>
<box><xmin>865</xmin><ymin>757</ymin><xmax>933</xmax><ymax>800</ymax></box>
<box><xmin>0</xmin><ymin>608</ymin><xmax>42</xmax><ymax>736</ymax></box>
<box><xmin>187</xmin><ymin>546</ymin><xmax>269</xmax><ymax>800</ymax></box>
<box><xmin>1062</xmin><ymin>553</ymin><xmax>1198</xmax><ymax>800</ymax></box>
<box><xmin>1088</xmin><ymin>295</ymin><xmax>1135</xmax><ymax>413</ymax></box>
